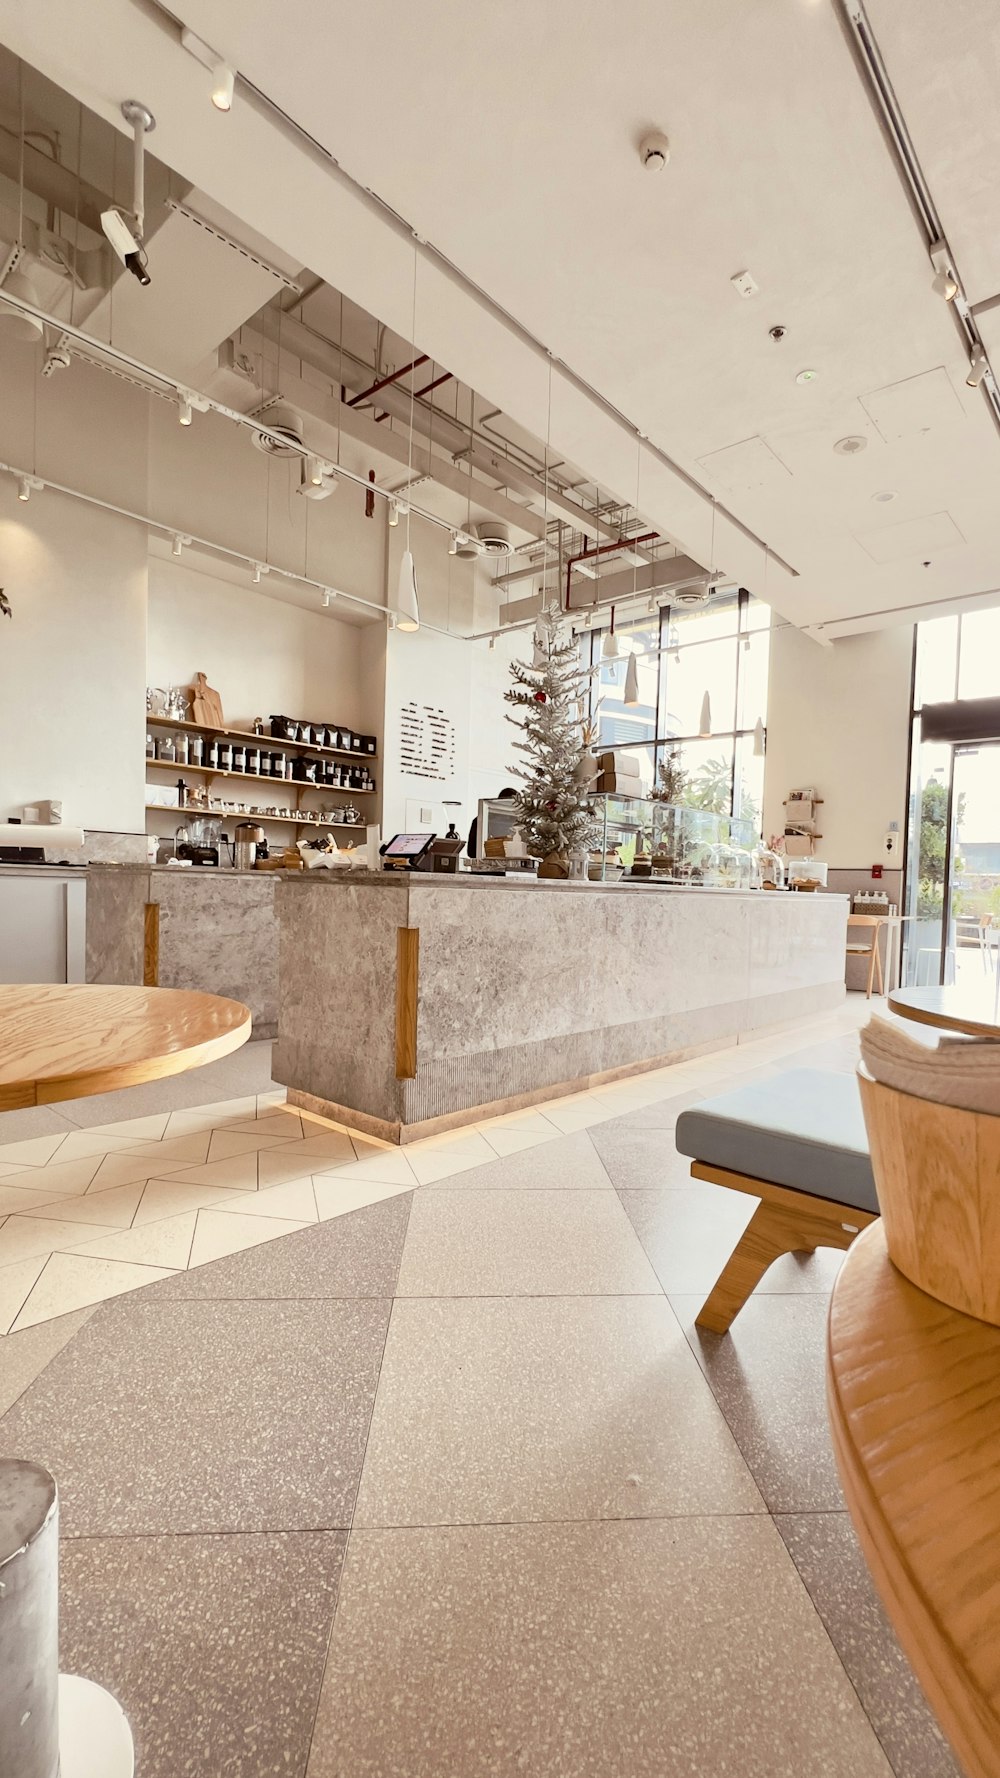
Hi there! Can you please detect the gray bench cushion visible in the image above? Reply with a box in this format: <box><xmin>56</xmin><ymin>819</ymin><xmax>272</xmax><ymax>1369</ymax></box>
<box><xmin>674</xmin><ymin>1070</ymin><xmax>877</xmax><ymax>1215</ymax></box>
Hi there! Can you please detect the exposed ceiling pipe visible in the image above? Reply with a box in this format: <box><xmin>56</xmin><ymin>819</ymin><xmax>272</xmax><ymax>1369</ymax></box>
<box><xmin>374</xmin><ymin>367</ymin><xmax>451</xmax><ymax>419</ymax></box>
<box><xmin>564</xmin><ymin>530</ymin><xmax>659</xmax><ymax>609</ymax></box>
<box><xmin>347</xmin><ymin>352</ymin><xmax>429</xmax><ymax>407</ymax></box>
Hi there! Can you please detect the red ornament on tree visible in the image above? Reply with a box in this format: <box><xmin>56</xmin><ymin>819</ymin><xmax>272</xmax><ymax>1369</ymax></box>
<box><xmin>534</xmin><ymin>690</ymin><xmax>546</xmax><ymax>703</ymax></box>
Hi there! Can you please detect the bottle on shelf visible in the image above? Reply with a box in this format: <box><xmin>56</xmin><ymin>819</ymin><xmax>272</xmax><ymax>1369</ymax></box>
<box><xmin>191</xmin><ymin>735</ymin><xmax>204</xmax><ymax>766</ymax></box>
<box><xmin>145</xmin><ymin>732</ymin><xmax>155</xmax><ymax>759</ymax></box>
<box><xmin>176</xmin><ymin>733</ymin><xmax>189</xmax><ymax>766</ymax></box>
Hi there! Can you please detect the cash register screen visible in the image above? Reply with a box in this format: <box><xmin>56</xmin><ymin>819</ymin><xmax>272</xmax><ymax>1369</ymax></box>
<box><xmin>383</xmin><ymin>833</ymin><xmax>434</xmax><ymax>858</ymax></box>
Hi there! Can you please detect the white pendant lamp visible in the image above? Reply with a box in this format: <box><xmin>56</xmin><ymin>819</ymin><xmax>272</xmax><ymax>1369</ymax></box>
<box><xmin>602</xmin><ymin>605</ymin><xmax>620</xmax><ymax>659</ymax></box>
<box><xmin>0</xmin><ymin>267</ymin><xmax>44</xmax><ymax>341</ymax></box>
<box><xmin>698</xmin><ymin>690</ymin><xmax>712</xmax><ymax>737</ymax></box>
<box><xmin>396</xmin><ymin>548</ymin><xmax>420</xmax><ymax>631</ymax></box>
<box><xmin>623</xmin><ymin>650</ymin><xmax>640</xmax><ymax>706</ymax></box>
<box><xmin>753</xmin><ymin>717</ymin><xmax>766</xmax><ymax>757</ymax></box>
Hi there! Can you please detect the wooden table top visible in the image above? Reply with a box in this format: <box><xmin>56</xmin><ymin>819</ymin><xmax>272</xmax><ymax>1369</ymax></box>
<box><xmin>889</xmin><ymin>984</ymin><xmax>1000</xmax><ymax>1040</ymax></box>
<box><xmin>0</xmin><ymin>984</ymin><xmax>252</xmax><ymax>1111</ymax></box>
<box><xmin>827</xmin><ymin>1222</ymin><xmax>1000</xmax><ymax>1778</ymax></box>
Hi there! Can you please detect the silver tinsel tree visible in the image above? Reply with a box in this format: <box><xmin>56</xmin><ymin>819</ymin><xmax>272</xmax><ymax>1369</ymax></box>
<box><xmin>505</xmin><ymin>601</ymin><xmax>599</xmax><ymax>862</ymax></box>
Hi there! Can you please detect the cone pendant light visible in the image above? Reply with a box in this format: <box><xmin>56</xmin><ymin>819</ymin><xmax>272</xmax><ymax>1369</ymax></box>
<box><xmin>698</xmin><ymin>690</ymin><xmax>712</xmax><ymax>737</ymax></box>
<box><xmin>623</xmin><ymin>650</ymin><xmax>640</xmax><ymax>706</ymax></box>
<box><xmin>602</xmin><ymin>605</ymin><xmax>620</xmax><ymax>659</ymax></box>
<box><xmin>396</xmin><ymin>549</ymin><xmax>420</xmax><ymax>631</ymax></box>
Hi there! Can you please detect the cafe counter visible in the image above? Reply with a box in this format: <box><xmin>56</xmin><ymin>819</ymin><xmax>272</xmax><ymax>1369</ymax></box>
<box><xmin>274</xmin><ymin>872</ymin><xmax>849</xmax><ymax>1143</ymax></box>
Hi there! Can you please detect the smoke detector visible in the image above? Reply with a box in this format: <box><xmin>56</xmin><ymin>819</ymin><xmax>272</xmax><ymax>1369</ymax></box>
<box><xmin>474</xmin><ymin>520</ymin><xmax>512</xmax><ymax>556</ymax></box>
<box><xmin>251</xmin><ymin>403</ymin><xmax>304</xmax><ymax>456</ymax></box>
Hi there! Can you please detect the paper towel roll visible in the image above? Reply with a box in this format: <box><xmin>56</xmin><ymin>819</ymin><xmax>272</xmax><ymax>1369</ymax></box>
<box><xmin>0</xmin><ymin>824</ymin><xmax>85</xmax><ymax>848</ymax></box>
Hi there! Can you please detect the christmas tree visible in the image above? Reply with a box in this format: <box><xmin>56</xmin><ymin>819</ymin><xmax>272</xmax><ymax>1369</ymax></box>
<box><xmin>505</xmin><ymin>601</ymin><xmax>599</xmax><ymax>865</ymax></box>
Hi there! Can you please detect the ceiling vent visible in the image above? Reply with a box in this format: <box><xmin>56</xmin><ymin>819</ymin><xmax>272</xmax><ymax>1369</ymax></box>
<box><xmin>671</xmin><ymin>582</ymin><xmax>713</xmax><ymax>606</ymax></box>
<box><xmin>250</xmin><ymin>404</ymin><xmax>305</xmax><ymax>456</ymax></box>
<box><xmin>474</xmin><ymin>520</ymin><xmax>512</xmax><ymax>556</ymax></box>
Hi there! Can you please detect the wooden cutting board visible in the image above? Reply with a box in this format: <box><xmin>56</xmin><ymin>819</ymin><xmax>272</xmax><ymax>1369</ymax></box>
<box><xmin>190</xmin><ymin>672</ymin><xmax>224</xmax><ymax>728</ymax></box>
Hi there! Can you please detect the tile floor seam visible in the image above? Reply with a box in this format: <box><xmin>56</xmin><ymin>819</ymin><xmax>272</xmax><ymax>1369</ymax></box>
<box><xmin>768</xmin><ymin>1515</ymin><xmax>910</xmax><ymax>1778</ymax></box>
<box><xmin>302</xmin><ymin>1282</ymin><xmax>402</xmax><ymax>1774</ymax></box>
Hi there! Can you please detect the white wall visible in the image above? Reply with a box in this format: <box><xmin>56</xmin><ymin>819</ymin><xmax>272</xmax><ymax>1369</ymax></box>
<box><xmin>0</xmin><ymin>345</ymin><xmax>149</xmax><ymax>833</ymax></box>
<box><xmin>380</xmin><ymin>513</ymin><xmax>519</xmax><ymax>840</ymax></box>
<box><xmin>147</xmin><ymin>553</ymin><xmax>365</xmax><ymax>731</ymax></box>
<box><xmin>763</xmin><ymin>623</ymin><xmax>913</xmax><ymax>868</ymax></box>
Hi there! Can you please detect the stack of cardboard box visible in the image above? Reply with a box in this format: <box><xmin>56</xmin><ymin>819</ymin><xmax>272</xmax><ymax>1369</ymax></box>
<box><xmin>594</xmin><ymin>752</ymin><xmax>646</xmax><ymax>795</ymax></box>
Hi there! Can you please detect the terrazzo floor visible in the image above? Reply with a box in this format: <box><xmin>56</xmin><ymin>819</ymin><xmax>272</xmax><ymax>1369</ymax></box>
<box><xmin>0</xmin><ymin>1001</ymin><xmax>963</xmax><ymax>1777</ymax></box>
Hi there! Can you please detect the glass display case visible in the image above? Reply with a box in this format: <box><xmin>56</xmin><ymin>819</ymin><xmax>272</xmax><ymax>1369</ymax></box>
<box><xmin>588</xmin><ymin>794</ymin><xmax>758</xmax><ymax>886</ymax></box>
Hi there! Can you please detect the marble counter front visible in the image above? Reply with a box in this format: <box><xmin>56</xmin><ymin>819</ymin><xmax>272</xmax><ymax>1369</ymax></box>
<box><xmin>274</xmin><ymin>875</ymin><xmax>849</xmax><ymax>1142</ymax></box>
<box><xmin>86</xmin><ymin>865</ymin><xmax>279</xmax><ymax>1036</ymax></box>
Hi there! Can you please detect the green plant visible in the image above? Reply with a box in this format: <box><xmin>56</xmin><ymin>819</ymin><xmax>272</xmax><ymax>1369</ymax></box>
<box><xmin>916</xmin><ymin>778</ymin><xmax>965</xmax><ymax>918</ymax></box>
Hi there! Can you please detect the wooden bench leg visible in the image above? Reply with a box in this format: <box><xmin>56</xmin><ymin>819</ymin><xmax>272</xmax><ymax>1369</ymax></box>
<box><xmin>695</xmin><ymin>1200</ymin><xmax>810</xmax><ymax>1334</ymax></box>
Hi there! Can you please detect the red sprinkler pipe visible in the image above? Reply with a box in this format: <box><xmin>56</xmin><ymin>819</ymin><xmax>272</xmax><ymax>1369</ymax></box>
<box><xmin>374</xmin><ymin>370</ymin><xmax>452</xmax><ymax>421</ymax></box>
<box><xmin>563</xmin><ymin>530</ymin><xmax>659</xmax><ymax>610</ymax></box>
<box><xmin>348</xmin><ymin>354</ymin><xmax>430</xmax><ymax>407</ymax></box>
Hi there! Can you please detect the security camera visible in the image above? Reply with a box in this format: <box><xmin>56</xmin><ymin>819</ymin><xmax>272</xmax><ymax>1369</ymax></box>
<box><xmin>100</xmin><ymin>207</ymin><xmax>151</xmax><ymax>286</ymax></box>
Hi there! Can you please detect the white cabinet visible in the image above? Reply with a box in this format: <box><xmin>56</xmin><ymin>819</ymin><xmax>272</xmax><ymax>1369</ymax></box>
<box><xmin>0</xmin><ymin>873</ymin><xmax>87</xmax><ymax>983</ymax></box>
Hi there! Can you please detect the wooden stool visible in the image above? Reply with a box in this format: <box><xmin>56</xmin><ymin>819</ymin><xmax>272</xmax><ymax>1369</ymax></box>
<box><xmin>675</xmin><ymin>1070</ymin><xmax>878</xmax><ymax>1334</ymax></box>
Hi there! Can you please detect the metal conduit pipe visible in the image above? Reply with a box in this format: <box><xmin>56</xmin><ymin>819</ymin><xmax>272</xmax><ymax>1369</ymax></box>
<box><xmin>563</xmin><ymin>530</ymin><xmax>659</xmax><ymax>609</ymax></box>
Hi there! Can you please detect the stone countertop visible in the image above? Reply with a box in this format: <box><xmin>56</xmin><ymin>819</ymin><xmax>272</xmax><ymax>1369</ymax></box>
<box><xmin>281</xmin><ymin>871</ymin><xmax>850</xmax><ymax>899</ymax></box>
<box><xmin>0</xmin><ymin>864</ymin><xmax>90</xmax><ymax>879</ymax></box>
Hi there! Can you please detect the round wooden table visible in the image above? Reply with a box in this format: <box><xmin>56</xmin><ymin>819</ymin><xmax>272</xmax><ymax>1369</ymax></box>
<box><xmin>828</xmin><ymin>1221</ymin><xmax>1000</xmax><ymax>1778</ymax></box>
<box><xmin>888</xmin><ymin>983</ymin><xmax>1000</xmax><ymax>1041</ymax></box>
<box><xmin>0</xmin><ymin>983</ymin><xmax>252</xmax><ymax>1112</ymax></box>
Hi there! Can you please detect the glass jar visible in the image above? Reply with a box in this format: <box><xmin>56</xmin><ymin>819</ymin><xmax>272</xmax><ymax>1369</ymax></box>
<box><xmin>145</xmin><ymin>731</ymin><xmax>155</xmax><ymax>759</ymax></box>
<box><xmin>176</xmin><ymin>733</ymin><xmax>189</xmax><ymax>766</ymax></box>
<box><xmin>156</xmin><ymin>735</ymin><xmax>176</xmax><ymax>763</ymax></box>
<box><xmin>191</xmin><ymin>735</ymin><xmax>204</xmax><ymax>766</ymax></box>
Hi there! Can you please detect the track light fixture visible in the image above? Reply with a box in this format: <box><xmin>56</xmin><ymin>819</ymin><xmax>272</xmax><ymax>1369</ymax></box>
<box><xmin>966</xmin><ymin>348</ymin><xmax>989</xmax><ymax>389</ymax></box>
<box><xmin>321</xmin><ymin>590</ymin><xmax>336</xmax><ymax>608</ymax></box>
<box><xmin>178</xmin><ymin>396</ymin><xmax>193</xmax><ymax>427</ymax></box>
<box><xmin>929</xmin><ymin>241</ymin><xmax>958</xmax><ymax>302</ymax></box>
<box><xmin>181</xmin><ymin>29</ymin><xmax>236</xmax><ymax>111</ymax></box>
<box><xmin>17</xmin><ymin>475</ymin><xmax>30</xmax><ymax>502</ymax></box>
<box><xmin>251</xmin><ymin>562</ymin><xmax>269</xmax><ymax>585</ymax></box>
<box><xmin>171</xmin><ymin>533</ymin><xmax>191</xmax><ymax>557</ymax></box>
<box><xmin>448</xmin><ymin>533</ymin><xmax>459</xmax><ymax>555</ymax></box>
<box><xmin>387</xmin><ymin>500</ymin><xmax>400</xmax><ymax>527</ymax></box>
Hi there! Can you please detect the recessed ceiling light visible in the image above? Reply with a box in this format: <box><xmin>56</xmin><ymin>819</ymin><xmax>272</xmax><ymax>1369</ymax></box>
<box><xmin>795</xmin><ymin>368</ymin><xmax>818</xmax><ymax>384</ymax></box>
<box><xmin>872</xmin><ymin>490</ymin><xmax>897</xmax><ymax>503</ymax></box>
<box><xmin>834</xmin><ymin>435</ymin><xmax>868</xmax><ymax>455</ymax></box>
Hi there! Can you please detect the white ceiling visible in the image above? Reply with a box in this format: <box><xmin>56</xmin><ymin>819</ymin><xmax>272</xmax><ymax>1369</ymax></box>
<box><xmin>3</xmin><ymin>0</ymin><xmax>1000</xmax><ymax>635</ymax></box>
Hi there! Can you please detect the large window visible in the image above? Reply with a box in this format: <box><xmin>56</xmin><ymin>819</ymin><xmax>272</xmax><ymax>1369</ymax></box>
<box><xmin>904</xmin><ymin>609</ymin><xmax>1000</xmax><ymax>985</ymax></box>
<box><xmin>579</xmin><ymin>590</ymin><xmax>769</xmax><ymax>833</ymax></box>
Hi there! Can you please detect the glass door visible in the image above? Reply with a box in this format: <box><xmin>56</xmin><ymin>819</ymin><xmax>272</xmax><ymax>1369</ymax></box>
<box><xmin>944</xmin><ymin>743</ymin><xmax>1000</xmax><ymax>987</ymax></box>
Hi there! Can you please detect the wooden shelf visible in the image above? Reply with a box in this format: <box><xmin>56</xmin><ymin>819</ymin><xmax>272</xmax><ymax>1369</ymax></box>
<box><xmin>145</xmin><ymin>759</ymin><xmax>375</xmax><ymax>793</ymax></box>
<box><xmin>146</xmin><ymin>713</ymin><xmax>376</xmax><ymax>763</ymax></box>
<box><xmin>145</xmin><ymin>805</ymin><xmax>366</xmax><ymax>830</ymax></box>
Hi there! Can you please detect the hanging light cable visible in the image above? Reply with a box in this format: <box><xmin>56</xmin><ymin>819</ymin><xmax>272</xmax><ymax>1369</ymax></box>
<box><xmin>395</xmin><ymin>244</ymin><xmax>420</xmax><ymax>632</ymax></box>
<box><xmin>623</xmin><ymin>436</ymin><xmax>642</xmax><ymax>706</ymax></box>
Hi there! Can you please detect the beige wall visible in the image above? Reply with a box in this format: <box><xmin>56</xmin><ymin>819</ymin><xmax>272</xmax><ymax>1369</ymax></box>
<box><xmin>763</xmin><ymin>623</ymin><xmax>913</xmax><ymax>869</ymax></box>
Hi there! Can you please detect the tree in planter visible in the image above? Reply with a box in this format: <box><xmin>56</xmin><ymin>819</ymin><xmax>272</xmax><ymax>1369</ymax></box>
<box><xmin>505</xmin><ymin>602</ymin><xmax>599</xmax><ymax>871</ymax></box>
<box><xmin>917</xmin><ymin>777</ymin><xmax>964</xmax><ymax>918</ymax></box>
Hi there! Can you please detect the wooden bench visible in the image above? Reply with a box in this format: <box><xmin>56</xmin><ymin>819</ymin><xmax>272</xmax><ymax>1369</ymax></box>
<box><xmin>675</xmin><ymin>1069</ymin><xmax>879</xmax><ymax>1334</ymax></box>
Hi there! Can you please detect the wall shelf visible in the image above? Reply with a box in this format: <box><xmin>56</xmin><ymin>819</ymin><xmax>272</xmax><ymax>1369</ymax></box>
<box><xmin>145</xmin><ymin>758</ymin><xmax>375</xmax><ymax>793</ymax></box>
<box><xmin>146</xmin><ymin>713</ymin><xmax>376</xmax><ymax>763</ymax></box>
<box><xmin>146</xmin><ymin>805</ymin><xmax>366</xmax><ymax>831</ymax></box>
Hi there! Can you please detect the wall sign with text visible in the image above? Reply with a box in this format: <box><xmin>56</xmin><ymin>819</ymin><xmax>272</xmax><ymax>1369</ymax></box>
<box><xmin>399</xmin><ymin>700</ymin><xmax>457</xmax><ymax>782</ymax></box>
